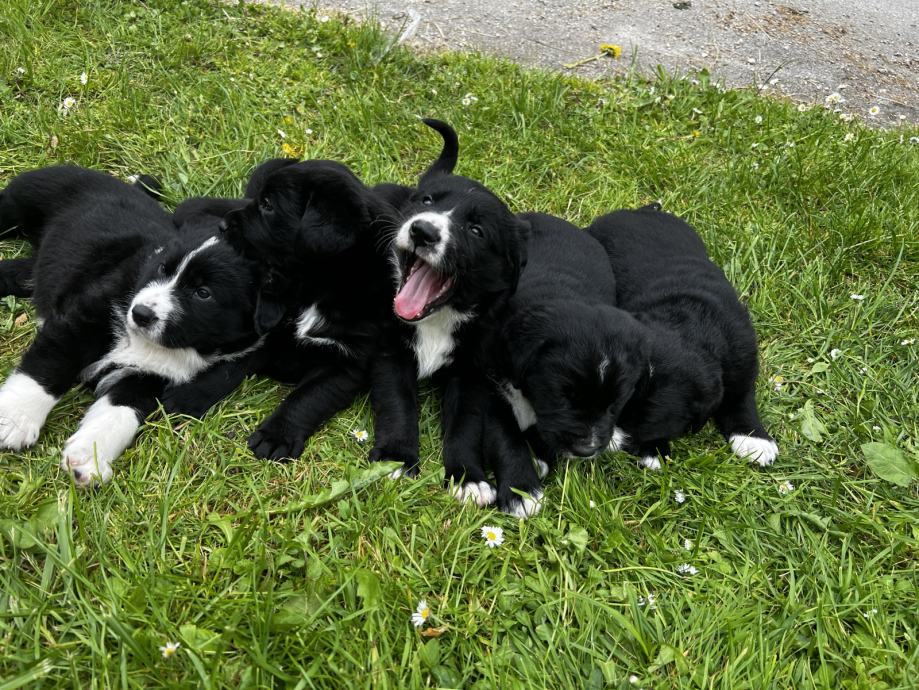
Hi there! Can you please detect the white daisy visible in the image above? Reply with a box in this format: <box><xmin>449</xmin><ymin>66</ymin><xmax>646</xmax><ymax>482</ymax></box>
<box><xmin>868</xmin><ymin>106</ymin><xmax>880</xmax><ymax>117</ymax></box>
<box><xmin>824</xmin><ymin>92</ymin><xmax>844</xmax><ymax>105</ymax></box>
<box><xmin>79</xmin><ymin>71</ymin><xmax>88</xmax><ymax>85</ymax></box>
<box><xmin>589</xmin><ymin>500</ymin><xmax>596</xmax><ymax>508</ymax></box>
<box><xmin>676</xmin><ymin>563</ymin><xmax>698</xmax><ymax>575</ymax></box>
<box><xmin>850</xmin><ymin>293</ymin><xmax>864</xmax><ymax>300</ymax></box>
<box><xmin>351</xmin><ymin>429</ymin><xmax>369</xmax><ymax>443</ymax></box>
<box><xmin>843</xmin><ymin>132</ymin><xmax>855</xmax><ymax>142</ymax></box>
<box><xmin>683</xmin><ymin>538</ymin><xmax>693</xmax><ymax>550</ymax></box>
<box><xmin>754</xmin><ymin>115</ymin><xmax>763</xmax><ymax>124</ymax></box>
<box><xmin>628</xmin><ymin>674</ymin><xmax>640</xmax><ymax>684</ymax></box>
<box><xmin>901</xmin><ymin>338</ymin><xmax>915</xmax><ymax>346</ymax></box>
<box><xmin>872</xmin><ymin>425</ymin><xmax>881</xmax><ymax>431</ymax></box>
<box><xmin>839</xmin><ymin>112</ymin><xmax>854</xmax><ymax>122</ymax></box>
<box><xmin>461</xmin><ymin>93</ymin><xmax>478</xmax><ymax>107</ymax></box>
<box><xmin>481</xmin><ymin>525</ymin><xmax>504</xmax><ymax>548</ymax></box>
<box><xmin>751</xmin><ymin>162</ymin><xmax>760</xmax><ymax>171</ymax></box>
<box><xmin>159</xmin><ymin>641</ymin><xmax>180</xmax><ymax>659</ymax></box>
<box><xmin>777</xmin><ymin>480</ymin><xmax>795</xmax><ymax>495</ymax></box>
<box><xmin>862</xmin><ymin>608</ymin><xmax>878</xmax><ymax>619</ymax></box>
<box><xmin>637</xmin><ymin>593</ymin><xmax>657</xmax><ymax>609</ymax></box>
<box><xmin>411</xmin><ymin>599</ymin><xmax>431</xmax><ymax>628</ymax></box>
<box><xmin>830</xmin><ymin>348</ymin><xmax>842</xmax><ymax>360</ymax></box>
<box><xmin>797</xmin><ymin>103</ymin><xmax>808</xmax><ymax>112</ymax></box>
<box><xmin>305</xmin><ymin>128</ymin><xmax>314</xmax><ymax>135</ymax></box>
<box><xmin>60</xmin><ymin>96</ymin><xmax>77</xmax><ymax>114</ymax></box>
<box><xmin>276</xmin><ymin>128</ymin><xmax>286</xmax><ymax>139</ymax></box>
<box><xmin>673</xmin><ymin>489</ymin><xmax>686</xmax><ymax>504</ymax></box>
<box><xmin>15</xmin><ymin>67</ymin><xmax>26</xmax><ymax>75</ymax></box>
<box><xmin>909</xmin><ymin>137</ymin><xmax>919</xmax><ymax>145</ymax></box>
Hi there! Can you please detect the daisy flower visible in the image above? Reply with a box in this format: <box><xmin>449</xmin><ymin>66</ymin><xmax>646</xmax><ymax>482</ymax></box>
<box><xmin>824</xmin><ymin>92</ymin><xmax>844</xmax><ymax>105</ymax></box>
<box><xmin>351</xmin><ymin>429</ymin><xmax>369</xmax><ymax>443</ymax></box>
<box><xmin>79</xmin><ymin>71</ymin><xmax>88</xmax><ymax>85</ymax></box>
<box><xmin>754</xmin><ymin>115</ymin><xmax>763</xmax><ymax>124</ymax></box>
<box><xmin>589</xmin><ymin>500</ymin><xmax>596</xmax><ymax>508</ymax></box>
<box><xmin>797</xmin><ymin>103</ymin><xmax>808</xmax><ymax>112</ymax></box>
<box><xmin>461</xmin><ymin>93</ymin><xmax>478</xmax><ymax>107</ymax></box>
<box><xmin>843</xmin><ymin>132</ymin><xmax>855</xmax><ymax>142</ymax></box>
<box><xmin>839</xmin><ymin>112</ymin><xmax>854</xmax><ymax>122</ymax></box>
<box><xmin>16</xmin><ymin>66</ymin><xmax>26</xmax><ymax>75</ymax></box>
<box><xmin>868</xmin><ymin>106</ymin><xmax>880</xmax><ymax>117</ymax></box>
<box><xmin>777</xmin><ymin>480</ymin><xmax>795</xmax><ymax>495</ymax></box>
<box><xmin>683</xmin><ymin>538</ymin><xmax>693</xmax><ymax>550</ymax></box>
<box><xmin>629</xmin><ymin>675</ymin><xmax>640</xmax><ymax>685</ymax></box>
<box><xmin>159</xmin><ymin>641</ymin><xmax>180</xmax><ymax>659</ymax></box>
<box><xmin>850</xmin><ymin>293</ymin><xmax>864</xmax><ymax>300</ymax></box>
<box><xmin>830</xmin><ymin>348</ymin><xmax>842</xmax><ymax>360</ymax></box>
<box><xmin>751</xmin><ymin>162</ymin><xmax>760</xmax><ymax>171</ymax></box>
<box><xmin>481</xmin><ymin>525</ymin><xmax>504</xmax><ymax>548</ymax></box>
<box><xmin>872</xmin><ymin>425</ymin><xmax>881</xmax><ymax>431</ymax></box>
<box><xmin>909</xmin><ymin>137</ymin><xmax>919</xmax><ymax>145</ymax></box>
<box><xmin>305</xmin><ymin>128</ymin><xmax>314</xmax><ymax>135</ymax></box>
<box><xmin>276</xmin><ymin>128</ymin><xmax>287</xmax><ymax>139</ymax></box>
<box><xmin>673</xmin><ymin>489</ymin><xmax>686</xmax><ymax>504</ymax></box>
<box><xmin>862</xmin><ymin>608</ymin><xmax>878</xmax><ymax>619</ymax></box>
<box><xmin>59</xmin><ymin>96</ymin><xmax>77</xmax><ymax>114</ymax></box>
<box><xmin>677</xmin><ymin>563</ymin><xmax>698</xmax><ymax>575</ymax></box>
<box><xmin>901</xmin><ymin>338</ymin><xmax>915</xmax><ymax>346</ymax></box>
<box><xmin>769</xmin><ymin>375</ymin><xmax>784</xmax><ymax>391</ymax></box>
<box><xmin>411</xmin><ymin>599</ymin><xmax>431</xmax><ymax>628</ymax></box>
<box><xmin>637</xmin><ymin>593</ymin><xmax>657</xmax><ymax>609</ymax></box>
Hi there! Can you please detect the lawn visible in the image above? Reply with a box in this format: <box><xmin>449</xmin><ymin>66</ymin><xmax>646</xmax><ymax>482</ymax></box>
<box><xmin>1</xmin><ymin>1</ymin><xmax>918</xmax><ymax>688</ymax></box>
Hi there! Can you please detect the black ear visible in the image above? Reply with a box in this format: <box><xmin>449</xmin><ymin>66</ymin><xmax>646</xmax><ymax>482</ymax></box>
<box><xmin>505</xmin><ymin>217</ymin><xmax>531</xmax><ymax>294</ymax></box>
<box><xmin>253</xmin><ymin>289</ymin><xmax>286</xmax><ymax>336</ymax></box>
<box><xmin>245</xmin><ymin>158</ymin><xmax>299</xmax><ymax>198</ymax></box>
<box><xmin>296</xmin><ymin>163</ymin><xmax>372</xmax><ymax>254</ymax></box>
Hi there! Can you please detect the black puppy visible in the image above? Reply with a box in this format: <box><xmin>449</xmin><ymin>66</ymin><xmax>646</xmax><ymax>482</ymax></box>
<box><xmin>386</xmin><ymin>120</ymin><xmax>533</xmax><ymax>512</ymax></box>
<box><xmin>0</xmin><ymin>165</ymin><xmax>263</xmax><ymax>485</ymax></box>
<box><xmin>584</xmin><ymin>204</ymin><xmax>778</xmax><ymax>468</ymax></box>
<box><xmin>453</xmin><ymin>212</ymin><xmax>645</xmax><ymax>516</ymax></box>
<box><xmin>166</xmin><ymin>157</ymin><xmax>421</xmax><ymax>473</ymax></box>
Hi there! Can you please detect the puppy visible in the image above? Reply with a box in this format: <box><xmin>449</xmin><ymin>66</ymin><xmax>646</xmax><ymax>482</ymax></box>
<box><xmin>0</xmin><ymin>165</ymin><xmax>263</xmax><ymax>485</ymax></box>
<box><xmin>584</xmin><ymin>204</ymin><xmax>778</xmax><ymax>468</ymax></box>
<box><xmin>192</xmin><ymin>157</ymin><xmax>423</xmax><ymax>473</ymax></box>
<box><xmin>387</xmin><ymin>120</ymin><xmax>532</xmax><ymax>511</ymax></box>
<box><xmin>456</xmin><ymin>212</ymin><xmax>643</xmax><ymax>516</ymax></box>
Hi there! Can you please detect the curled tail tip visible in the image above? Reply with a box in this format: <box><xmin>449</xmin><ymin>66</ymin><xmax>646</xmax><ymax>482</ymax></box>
<box><xmin>420</xmin><ymin>117</ymin><xmax>459</xmax><ymax>178</ymax></box>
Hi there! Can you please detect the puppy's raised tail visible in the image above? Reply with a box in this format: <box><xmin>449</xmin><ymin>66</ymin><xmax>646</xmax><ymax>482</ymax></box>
<box><xmin>420</xmin><ymin>118</ymin><xmax>459</xmax><ymax>181</ymax></box>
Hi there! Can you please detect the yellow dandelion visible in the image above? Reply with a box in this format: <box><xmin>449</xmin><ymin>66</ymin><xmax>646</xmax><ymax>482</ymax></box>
<box><xmin>599</xmin><ymin>44</ymin><xmax>622</xmax><ymax>59</ymax></box>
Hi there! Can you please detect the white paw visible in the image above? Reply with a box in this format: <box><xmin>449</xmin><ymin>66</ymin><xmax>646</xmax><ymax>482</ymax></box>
<box><xmin>388</xmin><ymin>467</ymin><xmax>406</xmax><ymax>480</ymax></box>
<box><xmin>61</xmin><ymin>444</ymin><xmax>113</xmax><ymax>487</ymax></box>
<box><xmin>0</xmin><ymin>373</ymin><xmax>57</xmax><ymax>450</ymax></box>
<box><xmin>639</xmin><ymin>456</ymin><xmax>662</xmax><ymax>471</ymax></box>
<box><xmin>503</xmin><ymin>489</ymin><xmax>543</xmax><ymax>519</ymax></box>
<box><xmin>450</xmin><ymin>480</ymin><xmax>497</xmax><ymax>507</ymax></box>
<box><xmin>608</xmin><ymin>427</ymin><xmax>629</xmax><ymax>452</ymax></box>
<box><xmin>534</xmin><ymin>458</ymin><xmax>550</xmax><ymax>479</ymax></box>
<box><xmin>60</xmin><ymin>396</ymin><xmax>140</xmax><ymax>487</ymax></box>
<box><xmin>730</xmin><ymin>434</ymin><xmax>779</xmax><ymax>466</ymax></box>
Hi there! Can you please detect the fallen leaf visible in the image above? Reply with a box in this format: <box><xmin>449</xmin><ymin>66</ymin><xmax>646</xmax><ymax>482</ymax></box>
<box><xmin>862</xmin><ymin>442</ymin><xmax>918</xmax><ymax>487</ymax></box>
<box><xmin>420</xmin><ymin>626</ymin><xmax>448</xmax><ymax>638</ymax></box>
<box><xmin>14</xmin><ymin>313</ymin><xmax>28</xmax><ymax>326</ymax></box>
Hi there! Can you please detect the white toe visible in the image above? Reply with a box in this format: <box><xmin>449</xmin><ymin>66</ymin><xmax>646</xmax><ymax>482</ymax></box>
<box><xmin>450</xmin><ymin>480</ymin><xmax>497</xmax><ymax>507</ymax></box>
<box><xmin>503</xmin><ymin>489</ymin><xmax>543</xmax><ymax>519</ymax></box>
<box><xmin>60</xmin><ymin>396</ymin><xmax>140</xmax><ymax>487</ymax></box>
<box><xmin>534</xmin><ymin>458</ymin><xmax>550</xmax><ymax>479</ymax></box>
<box><xmin>639</xmin><ymin>456</ymin><xmax>662</xmax><ymax>471</ymax></box>
<box><xmin>608</xmin><ymin>427</ymin><xmax>629</xmax><ymax>452</ymax></box>
<box><xmin>730</xmin><ymin>434</ymin><xmax>779</xmax><ymax>466</ymax></box>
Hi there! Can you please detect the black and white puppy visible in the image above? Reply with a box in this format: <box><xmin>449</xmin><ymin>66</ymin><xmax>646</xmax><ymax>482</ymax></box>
<box><xmin>584</xmin><ymin>204</ymin><xmax>778</xmax><ymax>468</ymax></box>
<box><xmin>0</xmin><ymin>165</ymin><xmax>263</xmax><ymax>485</ymax></box>
<box><xmin>183</xmin><ymin>158</ymin><xmax>423</xmax><ymax>473</ymax></box>
<box><xmin>387</xmin><ymin>120</ymin><xmax>532</xmax><ymax>512</ymax></box>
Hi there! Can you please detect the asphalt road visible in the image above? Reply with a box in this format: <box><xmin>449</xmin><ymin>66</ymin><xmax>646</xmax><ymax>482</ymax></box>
<box><xmin>288</xmin><ymin>0</ymin><xmax>918</xmax><ymax>126</ymax></box>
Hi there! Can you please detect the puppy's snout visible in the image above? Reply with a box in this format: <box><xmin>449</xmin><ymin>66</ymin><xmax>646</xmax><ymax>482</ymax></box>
<box><xmin>131</xmin><ymin>304</ymin><xmax>157</xmax><ymax>328</ymax></box>
<box><xmin>410</xmin><ymin>220</ymin><xmax>440</xmax><ymax>248</ymax></box>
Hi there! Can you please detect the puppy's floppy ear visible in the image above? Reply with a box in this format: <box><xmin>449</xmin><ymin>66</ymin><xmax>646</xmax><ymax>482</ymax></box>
<box><xmin>418</xmin><ymin>118</ymin><xmax>459</xmax><ymax>184</ymax></box>
<box><xmin>253</xmin><ymin>270</ymin><xmax>288</xmax><ymax>336</ymax></box>
<box><xmin>295</xmin><ymin>162</ymin><xmax>374</xmax><ymax>254</ymax></box>
<box><xmin>245</xmin><ymin>158</ymin><xmax>299</xmax><ymax>198</ymax></box>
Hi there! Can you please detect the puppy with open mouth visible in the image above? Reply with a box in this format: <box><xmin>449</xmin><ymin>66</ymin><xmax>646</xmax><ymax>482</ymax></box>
<box><xmin>386</xmin><ymin>120</ymin><xmax>534</xmax><ymax>513</ymax></box>
<box><xmin>0</xmin><ymin>165</ymin><xmax>264</xmax><ymax>485</ymax></box>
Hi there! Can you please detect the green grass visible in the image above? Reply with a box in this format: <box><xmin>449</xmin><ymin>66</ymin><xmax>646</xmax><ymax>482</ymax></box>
<box><xmin>1</xmin><ymin>1</ymin><xmax>918</xmax><ymax>688</ymax></box>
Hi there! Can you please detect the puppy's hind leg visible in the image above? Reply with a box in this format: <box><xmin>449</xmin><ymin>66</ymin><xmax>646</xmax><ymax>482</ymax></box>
<box><xmin>487</xmin><ymin>394</ymin><xmax>543</xmax><ymax>519</ymax></box>
<box><xmin>715</xmin><ymin>388</ymin><xmax>778</xmax><ymax>467</ymax></box>
<box><xmin>0</xmin><ymin>258</ymin><xmax>35</xmax><ymax>297</ymax></box>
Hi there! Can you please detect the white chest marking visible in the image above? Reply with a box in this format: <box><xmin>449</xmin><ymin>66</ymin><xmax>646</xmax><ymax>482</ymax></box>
<box><xmin>412</xmin><ymin>306</ymin><xmax>472</xmax><ymax>379</ymax></box>
<box><xmin>499</xmin><ymin>381</ymin><xmax>537</xmax><ymax>430</ymax></box>
<box><xmin>295</xmin><ymin>304</ymin><xmax>351</xmax><ymax>356</ymax></box>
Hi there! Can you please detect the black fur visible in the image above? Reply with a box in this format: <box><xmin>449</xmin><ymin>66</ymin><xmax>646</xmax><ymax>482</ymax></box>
<box><xmin>0</xmin><ymin>165</ymin><xmax>263</xmax><ymax>484</ymax></box>
<box><xmin>584</xmin><ymin>206</ymin><xmax>776</xmax><ymax>464</ymax></box>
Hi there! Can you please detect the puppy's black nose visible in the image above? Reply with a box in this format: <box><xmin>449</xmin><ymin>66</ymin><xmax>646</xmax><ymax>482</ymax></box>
<box><xmin>131</xmin><ymin>304</ymin><xmax>157</xmax><ymax>327</ymax></box>
<box><xmin>410</xmin><ymin>220</ymin><xmax>440</xmax><ymax>247</ymax></box>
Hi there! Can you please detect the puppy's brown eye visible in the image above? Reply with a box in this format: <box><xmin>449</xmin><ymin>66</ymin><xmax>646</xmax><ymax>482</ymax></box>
<box><xmin>469</xmin><ymin>224</ymin><xmax>483</xmax><ymax>237</ymax></box>
<box><xmin>157</xmin><ymin>263</ymin><xmax>167</xmax><ymax>275</ymax></box>
<box><xmin>259</xmin><ymin>197</ymin><xmax>273</xmax><ymax>212</ymax></box>
<box><xmin>195</xmin><ymin>287</ymin><xmax>211</xmax><ymax>300</ymax></box>
<box><xmin>422</xmin><ymin>195</ymin><xmax>433</xmax><ymax>206</ymax></box>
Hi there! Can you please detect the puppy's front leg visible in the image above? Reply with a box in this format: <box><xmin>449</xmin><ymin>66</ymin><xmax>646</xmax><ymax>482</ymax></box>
<box><xmin>441</xmin><ymin>373</ymin><xmax>495</xmax><ymax>507</ymax></box>
<box><xmin>61</xmin><ymin>373</ymin><xmax>165</xmax><ymax>487</ymax></box>
<box><xmin>248</xmin><ymin>364</ymin><xmax>365</xmax><ymax>461</ymax></box>
<box><xmin>368</xmin><ymin>340</ymin><xmax>420</xmax><ymax>478</ymax></box>
<box><xmin>161</xmin><ymin>350</ymin><xmax>264</xmax><ymax>419</ymax></box>
<box><xmin>486</xmin><ymin>393</ymin><xmax>543</xmax><ymax>518</ymax></box>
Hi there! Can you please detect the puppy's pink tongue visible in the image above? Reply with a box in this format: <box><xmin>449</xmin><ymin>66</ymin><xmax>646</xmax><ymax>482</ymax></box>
<box><xmin>395</xmin><ymin>261</ymin><xmax>448</xmax><ymax>320</ymax></box>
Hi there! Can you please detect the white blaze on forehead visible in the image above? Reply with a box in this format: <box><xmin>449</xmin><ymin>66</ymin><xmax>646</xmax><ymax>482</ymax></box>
<box><xmin>129</xmin><ymin>235</ymin><xmax>221</xmax><ymax>336</ymax></box>
<box><xmin>395</xmin><ymin>210</ymin><xmax>453</xmax><ymax>267</ymax></box>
